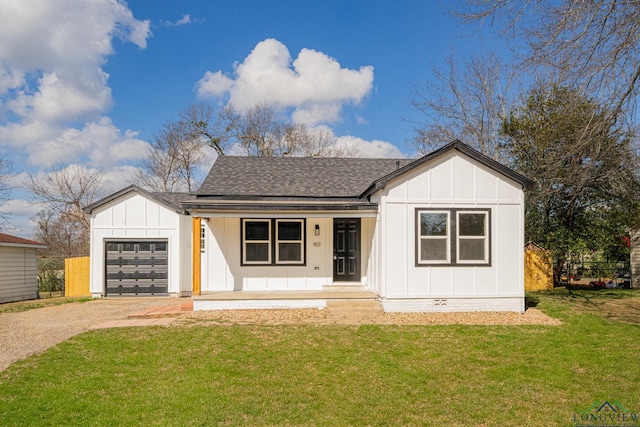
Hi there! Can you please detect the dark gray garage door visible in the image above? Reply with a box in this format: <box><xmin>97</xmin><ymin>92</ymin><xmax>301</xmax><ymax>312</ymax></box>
<box><xmin>105</xmin><ymin>240</ymin><xmax>168</xmax><ymax>296</ymax></box>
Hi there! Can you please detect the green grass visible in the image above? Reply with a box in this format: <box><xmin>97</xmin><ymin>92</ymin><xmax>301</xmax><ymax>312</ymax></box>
<box><xmin>1</xmin><ymin>291</ymin><xmax>639</xmax><ymax>426</ymax></box>
<box><xmin>0</xmin><ymin>296</ymin><xmax>92</xmax><ymax>314</ymax></box>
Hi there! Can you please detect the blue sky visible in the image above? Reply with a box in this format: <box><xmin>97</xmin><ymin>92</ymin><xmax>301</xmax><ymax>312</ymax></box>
<box><xmin>0</xmin><ymin>0</ymin><xmax>492</xmax><ymax>237</ymax></box>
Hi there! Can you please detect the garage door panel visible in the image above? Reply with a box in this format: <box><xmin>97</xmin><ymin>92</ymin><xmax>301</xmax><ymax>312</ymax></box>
<box><xmin>106</xmin><ymin>283</ymin><xmax>168</xmax><ymax>296</ymax></box>
<box><xmin>105</xmin><ymin>240</ymin><xmax>169</xmax><ymax>296</ymax></box>
<box><xmin>105</xmin><ymin>256</ymin><xmax>168</xmax><ymax>267</ymax></box>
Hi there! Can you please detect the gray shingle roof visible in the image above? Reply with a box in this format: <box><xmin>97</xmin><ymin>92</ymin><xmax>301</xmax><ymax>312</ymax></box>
<box><xmin>153</xmin><ymin>192</ymin><xmax>195</xmax><ymax>210</ymax></box>
<box><xmin>197</xmin><ymin>156</ymin><xmax>412</xmax><ymax>198</ymax></box>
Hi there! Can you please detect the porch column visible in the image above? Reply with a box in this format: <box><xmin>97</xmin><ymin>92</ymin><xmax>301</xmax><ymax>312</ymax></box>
<box><xmin>192</xmin><ymin>216</ymin><xmax>201</xmax><ymax>296</ymax></box>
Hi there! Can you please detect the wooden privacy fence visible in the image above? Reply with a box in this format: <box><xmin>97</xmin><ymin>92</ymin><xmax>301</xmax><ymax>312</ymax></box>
<box><xmin>524</xmin><ymin>243</ymin><xmax>553</xmax><ymax>291</ymax></box>
<box><xmin>65</xmin><ymin>256</ymin><xmax>90</xmax><ymax>297</ymax></box>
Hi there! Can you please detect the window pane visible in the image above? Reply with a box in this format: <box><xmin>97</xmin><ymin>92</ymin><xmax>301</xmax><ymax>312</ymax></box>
<box><xmin>278</xmin><ymin>243</ymin><xmax>301</xmax><ymax>262</ymax></box>
<box><xmin>154</xmin><ymin>242</ymin><xmax>167</xmax><ymax>252</ymax></box>
<box><xmin>459</xmin><ymin>213</ymin><xmax>486</xmax><ymax>236</ymax></box>
<box><xmin>278</xmin><ymin>221</ymin><xmax>301</xmax><ymax>240</ymax></box>
<box><xmin>459</xmin><ymin>239</ymin><xmax>485</xmax><ymax>261</ymax></box>
<box><xmin>246</xmin><ymin>221</ymin><xmax>269</xmax><ymax>240</ymax></box>
<box><xmin>421</xmin><ymin>213</ymin><xmax>447</xmax><ymax>236</ymax></box>
<box><xmin>421</xmin><ymin>239</ymin><xmax>447</xmax><ymax>261</ymax></box>
<box><xmin>246</xmin><ymin>243</ymin><xmax>269</xmax><ymax>262</ymax></box>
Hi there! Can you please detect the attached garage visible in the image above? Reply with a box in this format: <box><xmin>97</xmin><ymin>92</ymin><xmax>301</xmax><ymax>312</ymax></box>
<box><xmin>105</xmin><ymin>240</ymin><xmax>169</xmax><ymax>296</ymax></box>
<box><xmin>83</xmin><ymin>186</ymin><xmax>195</xmax><ymax>298</ymax></box>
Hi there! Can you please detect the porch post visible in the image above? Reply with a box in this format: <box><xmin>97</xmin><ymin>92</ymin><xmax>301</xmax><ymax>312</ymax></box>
<box><xmin>192</xmin><ymin>216</ymin><xmax>201</xmax><ymax>296</ymax></box>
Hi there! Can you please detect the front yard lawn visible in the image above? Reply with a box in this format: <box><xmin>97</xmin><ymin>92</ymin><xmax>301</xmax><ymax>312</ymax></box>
<box><xmin>1</xmin><ymin>290</ymin><xmax>638</xmax><ymax>426</ymax></box>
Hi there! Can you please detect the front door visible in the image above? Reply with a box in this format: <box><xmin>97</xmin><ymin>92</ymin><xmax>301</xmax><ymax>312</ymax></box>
<box><xmin>333</xmin><ymin>218</ymin><xmax>361</xmax><ymax>282</ymax></box>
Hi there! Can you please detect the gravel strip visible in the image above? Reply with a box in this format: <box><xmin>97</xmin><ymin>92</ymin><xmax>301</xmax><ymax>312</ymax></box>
<box><xmin>180</xmin><ymin>307</ymin><xmax>561</xmax><ymax>326</ymax></box>
<box><xmin>0</xmin><ymin>298</ymin><xmax>177</xmax><ymax>372</ymax></box>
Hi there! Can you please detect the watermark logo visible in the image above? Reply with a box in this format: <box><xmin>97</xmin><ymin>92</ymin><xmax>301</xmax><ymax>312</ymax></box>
<box><xmin>574</xmin><ymin>401</ymin><xmax>639</xmax><ymax>427</ymax></box>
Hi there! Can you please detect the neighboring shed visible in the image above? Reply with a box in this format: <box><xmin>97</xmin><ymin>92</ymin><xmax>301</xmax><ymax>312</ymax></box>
<box><xmin>0</xmin><ymin>233</ymin><xmax>47</xmax><ymax>303</ymax></box>
<box><xmin>524</xmin><ymin>242</ymin><xmax>553</xmax><ymax>291</ymax></box>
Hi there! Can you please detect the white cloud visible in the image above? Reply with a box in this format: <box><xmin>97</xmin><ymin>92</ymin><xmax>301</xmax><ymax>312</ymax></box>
<box><xmin>197</xmin><ymin>38</ymin><xmax>374</xmax><ymax>125</ymax></box>
<box><xmin>197</xmin><ymin>71</ymin><xmax>234</xmax><ymax>97</ymax></box>
<box><xmin>0</xmin><ymin>198</ymin><xmax>38</xmax><ymax>237</ymax></box>
<box><xmin>163</xmin><ymin>14</ymin><xmax>203</xmax><ymax>27</ymax></box>
<box><xmin>0</xmin><ymin>1</ymin><xmax>151</xmax><ymax>167</ymax></box>
<box><xmin>332</xmin><ymin>135</ymin><xmax>406</xmax><ymax>158</ymax></box>
<box><xmin>0</xmin><ymin>117</ymin><xmax>149</xmax><ymax>168</ymax></box>
<box><xmin>101</xmin><ymin>165</ymin><xmax>143</xmax><ymax>194</ymax></box>
<box><xmin>0</xmin><ymin>0</ymin><xmax>150</xmax><ymax>124</ymax></box>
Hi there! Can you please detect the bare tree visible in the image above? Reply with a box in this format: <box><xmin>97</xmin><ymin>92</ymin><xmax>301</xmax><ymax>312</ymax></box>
<box><xmin>221</xmin><ymin>103</ymin><xmax>293</xmax><ymax>156</ymax></box>
<box><xmin>408</xmin><ymin>51</ymin><xmax>513</xmax><ymax>160</ymax></box>
<box><xmin>0</xmin><ymin>154</ymin><xmax>13</xmax><ymax>224</ymax></box>
<box><xmin>181</xmin><ymin>102</ymin><xmax>226</xmax><ymax>156</ymax></box>
<box><xmin>136</xmin><ymin>119</ymin><xmax>209</xmax><ymax>192</ymax></box>
<box><xmin>27</xmin><ymin>163</ymin><xmax>103</xmax><ymax>257</ymax></box>
<box><xmin>220</xmin><ymin>103</ymin><xmax>342</xmax><ymax>157</ymax></box>
<box><xmin>453</xmin><ymin>0</ymin><xmax>640</xmax><ymax>125</ymax></box>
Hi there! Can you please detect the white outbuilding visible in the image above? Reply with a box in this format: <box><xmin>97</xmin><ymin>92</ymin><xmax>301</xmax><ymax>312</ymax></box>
<box><xmin>0</xmin><ymin>233</ymin><xmax>46</xmax><ymax>303</ymax></box>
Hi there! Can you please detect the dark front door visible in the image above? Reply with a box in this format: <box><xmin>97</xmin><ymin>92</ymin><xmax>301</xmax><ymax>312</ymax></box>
<box><xmin>333</xmin><ymin>219</ymin><xmax>361</xmax><ymax>282</ymax></box>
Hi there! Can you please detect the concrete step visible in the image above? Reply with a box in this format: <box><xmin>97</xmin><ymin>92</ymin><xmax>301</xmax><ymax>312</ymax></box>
<box><xmin>181</xmin><ymin>300</ymin><xmax>194</xmax><ymax>311</ymax></box>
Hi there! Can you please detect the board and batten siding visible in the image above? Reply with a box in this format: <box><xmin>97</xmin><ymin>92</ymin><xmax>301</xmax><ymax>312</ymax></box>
<box><xmin>370</xmin><ymin>151</ymin><xmax>526</xmax><ymax>312</ymax></box>
<box><xmin>203</xmin><ymin>215</ymin><xmax>376</xmax><ymax>292</ymax></box>
<box><xmin>88</xmin><ymin>192</ymin><xmax>192</xmax><ymax>297</ymax></box>
<box><xmin>0</xmin><ymin>246</ymin><xmax>38</xmax><ymax>303</ymax></box>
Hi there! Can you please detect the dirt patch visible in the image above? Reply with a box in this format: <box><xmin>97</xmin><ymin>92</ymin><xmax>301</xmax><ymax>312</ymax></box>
<box><xmin>179</xmin><ymin>307</ymin><xmax>561</xmax><ymax>326</ymax></box>
<box><xmin>565</xmin><ymin>296</ymin><xmax>640</xmax><ymax>325</ymax></box>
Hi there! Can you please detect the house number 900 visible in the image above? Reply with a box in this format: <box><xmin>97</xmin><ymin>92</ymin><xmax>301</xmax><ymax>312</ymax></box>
<box><xmin>313</xmin><ymin>242</ymin><xmax>321</xmax><ymax>247</ymax></box>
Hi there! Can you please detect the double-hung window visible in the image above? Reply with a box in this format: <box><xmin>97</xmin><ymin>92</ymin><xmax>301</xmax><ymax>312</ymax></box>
<box><xmin>417</xmin><ymin>211</ymin><xmax>451</xmax><ymax>263</ymax></box>
<box><xmin>416</xmin><ymin>208</ymin><xmax>490</xmax><ymax>266</ymax></box>
<box><xmin>456</xmin><ymin>211</ymin><xmax>489</xmax><ymax>264</ymax></box>
<box><xmin>242</xmin><ymin>219</ymin><xmax>305</xmax><ymax>265</ymax></box>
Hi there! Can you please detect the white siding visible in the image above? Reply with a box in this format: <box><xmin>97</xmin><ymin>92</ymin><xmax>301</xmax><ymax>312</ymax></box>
<box><xmin>0</xmin><ymin>246</ymin><xmax>38</xmax><ymax>303</ymax></box>
<box><xmin>88</xmin><ymin>192</ymin><xmax>191</xmax><ymax>297</ymax></box>
<box><xmin>203</xmin><ymin>216</ymin><xmax>374</xmax><ymax>292</ymax></box>
<box><xmin>377</xmin><ymin>152</ymin><xmax>526</xmax><ymax>312</ymax></box>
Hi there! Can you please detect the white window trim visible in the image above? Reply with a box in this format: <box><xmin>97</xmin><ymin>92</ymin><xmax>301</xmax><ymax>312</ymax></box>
<box><xmin>417</xmin><ymin>210</ymin><xmax>451</xmax><ymax>264</ymax></box>
<box><xmin>242</xmin><ymin>219</ymin><xmax>272</xmax><ymax>265</ymax></box>
<box><xmin>275</xmin><ymin>219</ymin><xmax>305</xmax><ymax>265</ymax></box>
<box><xmin>456</xmin><ymin>211</ymin><xmax>489</xmax><ymax>264</ymax></box>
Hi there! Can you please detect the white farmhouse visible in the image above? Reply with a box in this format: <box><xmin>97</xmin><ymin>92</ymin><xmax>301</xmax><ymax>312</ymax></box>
<box><xmin>84</xmin><ymin>140</ymin><xmax>534</xmax><ymax>312</ymax></box>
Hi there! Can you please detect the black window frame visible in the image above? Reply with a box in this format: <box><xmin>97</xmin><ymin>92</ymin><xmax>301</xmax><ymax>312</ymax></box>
<box><xmin>415</xmin><ymin>208</ymin><xmax>491</xmax><ymax>267</ymax></box>
<box><xmin>241</xmin><ymin>218</ymin><xmax>306</xmax><ymax>266</ymax></box>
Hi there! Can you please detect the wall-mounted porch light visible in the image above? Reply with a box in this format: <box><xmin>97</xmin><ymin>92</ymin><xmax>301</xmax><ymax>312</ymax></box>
<box><xmin>315</xmin><ymin>224</ymin><xmax>320</xmax><ymax>236</ymax></box>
